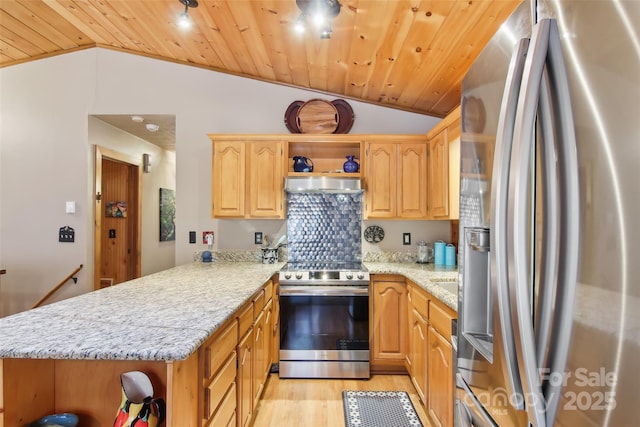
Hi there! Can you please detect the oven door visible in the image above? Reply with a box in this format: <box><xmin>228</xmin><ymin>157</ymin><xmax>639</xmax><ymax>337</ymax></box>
<box><xmin>279</xmin><ymin>285</ymin><xmax>370</xmax><ymax>379</ymax></box>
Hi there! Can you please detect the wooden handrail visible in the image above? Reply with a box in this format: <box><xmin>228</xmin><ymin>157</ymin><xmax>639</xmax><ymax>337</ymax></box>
<box><xmin>32</xmin><ymin>264</ymin><xmax>83</xmax><ymax>309</ymax></box>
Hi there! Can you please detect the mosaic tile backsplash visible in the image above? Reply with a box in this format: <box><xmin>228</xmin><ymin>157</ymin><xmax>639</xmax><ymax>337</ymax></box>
<box><xmin>287</xmin><ymin>192</ymin><xmax>363</xmax><ymax>263</ymax></box>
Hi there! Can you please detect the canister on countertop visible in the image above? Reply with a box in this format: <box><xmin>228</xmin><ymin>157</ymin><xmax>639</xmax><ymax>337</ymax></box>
<box><xmin>434</xmin><ymin>240</ymin><xmax>446</xmax><ymax>265</ymax></box>
<box><xmin>416</xmin><ymin>241</ymin><xmax>433</xmax><ymax>264</ymax></box>
<box><xmin>445</xmin><ymin>243</ymin><xmax>456</xmax><ymax>267</ymax></box>
<box><xmin>261</xmin><ymin>248</ymin><xmax>278</xmax><ymax>264</ymax></box>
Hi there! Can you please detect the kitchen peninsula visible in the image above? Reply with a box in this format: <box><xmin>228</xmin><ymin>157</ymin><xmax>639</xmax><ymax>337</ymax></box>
<box><xmin>0</xmin><ymin>260</ymin><xmax>457</xmax><ymax>427</ymax></box>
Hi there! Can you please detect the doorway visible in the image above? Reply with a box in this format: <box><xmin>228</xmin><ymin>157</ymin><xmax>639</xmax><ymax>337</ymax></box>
<box><xmin>94</xmin><ymin>146</ymin><xmax>142</xmax><ymax>290</ymax></box>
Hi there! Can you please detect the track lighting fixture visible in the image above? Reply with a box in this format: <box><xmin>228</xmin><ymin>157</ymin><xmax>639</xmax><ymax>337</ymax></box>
<box><xmin>177</xmin><ymin>0</ymin><xmax>198</xmax><ymax>29</ymax></box>
<box><xmin>294</xmin><ymin>0</ymin><xmax>341</xmax><ymax>39</ymax></box>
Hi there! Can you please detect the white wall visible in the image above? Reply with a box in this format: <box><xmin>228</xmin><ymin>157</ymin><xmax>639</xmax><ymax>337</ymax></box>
<box><xmin>0</xmin><ymin>47</ymin><xmax>443</xmax><ymax>316</ymax></box>
<box><xmin>88</xmin><ymin>117</ymin><xmax>176</xmax><ymax>276</ymax></box>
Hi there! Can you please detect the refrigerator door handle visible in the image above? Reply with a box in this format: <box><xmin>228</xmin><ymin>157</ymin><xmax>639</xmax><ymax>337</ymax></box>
<box><xmin>490</xmin><ymin>36</ymin><xmax>530</xmax><ymax>410</ymax></box>
<box><xmin>541</xmin><ymin>20</ymin><xmax>581</xmax><ymax>426</ymax></box>
<box><xmin>534</xmin><ymin>56</ymin><xmax>559</xmax><ymax>373</ymax></box>
<box><xmin>508</xmin><ymin>19</ymin><xmax>552</xmax><ymax>427</ymax></box>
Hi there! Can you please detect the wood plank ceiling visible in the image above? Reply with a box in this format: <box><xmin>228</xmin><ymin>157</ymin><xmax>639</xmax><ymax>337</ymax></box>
<box><xmin>0</xmin><ymin>0</ymin><xmax>520</xmax><ymax>118</ymax></box>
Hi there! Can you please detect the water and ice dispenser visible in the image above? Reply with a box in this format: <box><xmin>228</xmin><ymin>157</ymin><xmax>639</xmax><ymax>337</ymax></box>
<box><xmin>460</xmin><ymin>227</ymin><xmax>494</xmax><ymax>362</ymax></box>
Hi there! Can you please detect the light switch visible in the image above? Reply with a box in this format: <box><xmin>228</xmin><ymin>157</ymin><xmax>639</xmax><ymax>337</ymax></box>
<box><xmin>65</xmin><ymin>201</ymin><xmax>76</xmax><ymax>214</ymax></box>
<box><xmin>403</xmin><ymin>233</ymin><xmax>411</xmax><ymax>245</ymax></box>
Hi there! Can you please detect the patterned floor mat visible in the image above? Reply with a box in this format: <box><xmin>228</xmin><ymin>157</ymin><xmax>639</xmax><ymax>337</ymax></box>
<box><xmin>342</xmin><ymin>390</ymin><xmax>423</xmax><ymax>427</ymax></box>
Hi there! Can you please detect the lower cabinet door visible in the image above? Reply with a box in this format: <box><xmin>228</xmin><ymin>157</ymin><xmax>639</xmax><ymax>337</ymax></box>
<box><xmin>237</xmin><ymin>329</ymin><xmax>253</xmax><ymax>427</ymax></box>
<box><xmin>427</xmin><ymin>326</ymin><xmax>453</xmax><ymax>427</ymax></box>
<box><xmin>409</xmin><ymin>305</ymin><xmax>428</xmax><ymax>403</ymax></box>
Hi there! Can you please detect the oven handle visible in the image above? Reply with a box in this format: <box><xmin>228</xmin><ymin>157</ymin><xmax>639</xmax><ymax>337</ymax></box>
<box><xmin>279</xmin><ymin>286</ymin><xmax>369</xmax><ymax>296</ymax></box>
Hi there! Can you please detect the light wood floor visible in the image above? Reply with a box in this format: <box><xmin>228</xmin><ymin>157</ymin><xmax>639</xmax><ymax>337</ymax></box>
<box><xmin>252</xmin><ymin>373</ymin><xmax>433</xmax><ymax>427</ymax></box>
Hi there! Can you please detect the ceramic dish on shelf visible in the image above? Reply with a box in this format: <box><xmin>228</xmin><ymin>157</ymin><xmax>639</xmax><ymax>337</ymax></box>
<box><xmin>26</xmin><ymin>413</ymin><xmax>79</xmax><ymax>427</ymax></box>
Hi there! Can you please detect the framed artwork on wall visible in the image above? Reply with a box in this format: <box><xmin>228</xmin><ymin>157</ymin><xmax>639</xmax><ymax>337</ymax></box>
<box><xmin>159</xmin><ymin>188</ymin><xmax>175</xmax><ymax>242</ymax></box>
<box><xmin>106</xmin><ymin>201</ymin><xmax>127</xmax><ymax>218</ymax></box>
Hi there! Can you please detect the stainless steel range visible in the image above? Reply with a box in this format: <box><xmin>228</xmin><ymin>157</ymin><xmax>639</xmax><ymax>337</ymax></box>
<box><xmin>278</xmin><ymin>261</ymin><xmax>370</xmax><ymax>379</ymax></box>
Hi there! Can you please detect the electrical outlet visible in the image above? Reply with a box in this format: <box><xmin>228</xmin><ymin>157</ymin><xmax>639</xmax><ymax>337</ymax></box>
<box><xmin>255</xmin><ymin>232</ymin><xmax>263</xmax><ymax>245</ymax></box>
<box><xmin>403</xmin><ymin>233</ymin><xmax>411</xmax><ymax>245</ymax></box>
<box><xmin>203</xmin><ymin>231</ymin><xmax>214</xmax><ymax>245</ymax></box>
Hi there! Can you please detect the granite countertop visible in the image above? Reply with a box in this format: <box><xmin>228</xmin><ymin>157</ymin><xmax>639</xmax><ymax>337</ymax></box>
<box><xmin>0</xmin><ymin>261</ymin><xmax>458</xmax><ymax>362</ymax></box>
<box><xmin>0</xmin><ymin>262</ymin><xmax>283</xmax><ymax>362</ymax></box>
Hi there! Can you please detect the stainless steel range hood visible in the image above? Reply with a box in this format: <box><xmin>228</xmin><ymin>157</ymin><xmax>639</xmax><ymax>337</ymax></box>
<box><xmin>285</xmin><ymin>176</ymin><xmax>362</xmax><ymax>193</ymax></box>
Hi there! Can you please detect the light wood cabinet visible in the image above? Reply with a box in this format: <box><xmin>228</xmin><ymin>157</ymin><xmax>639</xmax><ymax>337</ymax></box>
<box><xmin>211</xmin><ymin>139</ymin><xmax>284</xmax><ymax>218</ymax></box>
<box><xmin>236</xmin><ymin>282</ymin><xmax>274</xmax><ymax>427</ymax></box>
<box><xmin>252</xmin><ymin>306</ymin><xmax>266</xmax><ymax>408</ymax></box>
<box><xmin>427</xmin><ymin>325</ymin><xmax>453</xmax><ymax>427</ymax></box>
<box><xmin>212</xmin><ymin>140</ymin><xmax>245</xmax><ymax>217</ymax></box>
<box><xmin>365</xmin><ymin>142</ymin><xmax>396</xmax><ymax>218</ymax></box>
<box><xmin>370</xmin><ymin>275</ymin><xmax>408</xmax><ymax>372</ymax></box>
<box><xmin>428</xmin><ymin>130</ymin><xmax>450</xmax><ymax>218</ymax></box>
<box><xmin>406</xmin><ymin>281</ymin><xmax>457</xmax><ymax>427</ymax></box>
<box><xmin>236</xmin><ymin>324</ymin><xmax>253</xmax><ymax>427</ymax></box>
<box><xmin>364</xmin><ymin>136</ymin><xmax>428</xmax><ymax>219</ymax></box>
<box><xmin>426</xmin><ymin>106</ymin><xmax>461</xmax><ymax>220</ymax></box>
<box><xmin>1</xmin><ymin>279</ymin><xmax>277</xmax><ymax>427</ymax></box>
<box><xmin>201</xmin><ymin>320</ymin><xmax>238</xmax><ymax>427</ymax></box>
<box><xmin>407</xmin><ymin>284</ymin><xmax>429</xmax><ymax>403</ymax></box>
<box><xmin>427</xmin><ymin>298</ymin><xmax>456</xmax><ymax>427</ymax></box>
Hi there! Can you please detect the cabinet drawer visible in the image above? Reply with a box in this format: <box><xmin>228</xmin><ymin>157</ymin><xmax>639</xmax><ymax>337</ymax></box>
<box><xmin>263</xmin><ymin>280</ymin><xmax>274</xmax><ymax>304</ymax></box>
<box><xmin>253</xmin><ymin>289</ymin><xmax>266</xmax><ymax>318</ymax></box>
<box><xmin>204</xmin><ymin>352</ymin><xmax>237</xmax><ymax>420</ymax></box>
<box><xmin>429</xmin><ymin>300</ymin><xmax>454</xmax><ymax>340</ymax></box>
<box><xmin>204</xmin><ymin>321</ymin><xmax>237</xmax><ymax>382</ymax></box>
<box><xmin>207</xmin><ymin>381</ymin><xmax>237</xmax><ymax>427</ymax></box>
<box><xmin>409</xmin><ymin>284</ymin><xmax>429</xmax><ymax>319</ymax></box>
<box><xmin>238</xmin><ymin>302</ymin><xmax>253</xmax><ymax>338</ymax></box>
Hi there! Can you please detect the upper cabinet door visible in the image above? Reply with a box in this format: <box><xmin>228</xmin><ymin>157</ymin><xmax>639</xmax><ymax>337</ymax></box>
<box><xmin>212</xmin><ymin>140</ymin><xmax>246</xmax><ymax>217</ymax></box>
<box><xmin>365</xmin><ymin>142</ymin><xmax>397</xmax><ymax>218</ymax></box>
<box><xmin>247</xmin><ymin>141</ymin><xmax>284</xmax><ymax>218</ymax></box>
<box><xmin>428</xmin><ymin>131</ymin><xmax>450</xmax><ymax>218</ymax></box>
<box><xmin>398</xmin><ymin>143</ymin><xmax>428</xmax><ymax>218</ymax></box>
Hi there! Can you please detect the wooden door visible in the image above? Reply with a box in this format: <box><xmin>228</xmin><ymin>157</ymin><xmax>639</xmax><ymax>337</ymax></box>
<box><xmin>100</xmin><ymin>157</ymin><xmax>139</xmax><ymax>286</ymax></box>
<box><xmin>365</xmin><ymin>142</ymin><xmax>396</xmax><ymax>218</ymax></box>
<box><xmin>371</xmin><ymin>279</ymin><xmax>407</xmax><ymax>371</ymax></box>
<box><xmin>212</xmin><ymin>141</ymin><xmax>245</xmax><ymax>217</ymax></box>
<box><xmin>247</xmin><ymin>141</ymin><xmax>284</xmax><ymax>218</ymax></box>
<box><xmin>398</xmin><ymin>142</ymin><xmax>428</xmax><ymax>218</ymax></box>
<box><xmin>427</xmin><ymin>326</ymin><xmax>454</xmax><ymax>427</ymax></box>
<box><xmin>428</xmin><ymin>131</ymin><xmax>450</xmax><ymax>218</ymax></box>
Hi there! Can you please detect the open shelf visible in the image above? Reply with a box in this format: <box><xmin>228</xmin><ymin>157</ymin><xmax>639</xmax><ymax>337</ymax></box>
<box><xmin>287</xmin><ymin>139</ymin><xmax>363</xmax><ymax>176</ymax></box>
<box><xmin>287</xmin><ymin>171</ymin><xmax>361</xmax><ymax>178</ymax></box>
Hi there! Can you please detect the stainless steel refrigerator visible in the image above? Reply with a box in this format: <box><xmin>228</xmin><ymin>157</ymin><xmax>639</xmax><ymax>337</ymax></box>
<box><xmin>455</xmin><ymin>0</ymin><xmax>640</xmax><ymax>426</ymax></box>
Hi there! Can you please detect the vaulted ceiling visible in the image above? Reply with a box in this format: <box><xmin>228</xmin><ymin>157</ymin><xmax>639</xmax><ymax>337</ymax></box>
<box><xmin>0</xmin><ymin>0</ymin><xmax>519</xmax><ymax>118</ymax></box>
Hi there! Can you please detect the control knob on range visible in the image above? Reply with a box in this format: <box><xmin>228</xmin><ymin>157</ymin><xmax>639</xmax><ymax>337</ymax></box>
<box><xmin>284</xmin><ymin>273</ymin><xmax>292</xmax><ymax>280</ymax></box>
<box><xmin>346</xmin><ymin>273</ymin><xmax>354</xmax><ymax>280</ymax></box>
<box><xmin>357</xmin><ymin>272</ymin><xmax>365</xmax><ymax>280</ymax></box>
<box><xmin>295</xmin><ymin>272</ymin><xmax>303</xmax><ymax>279</ymax></box>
